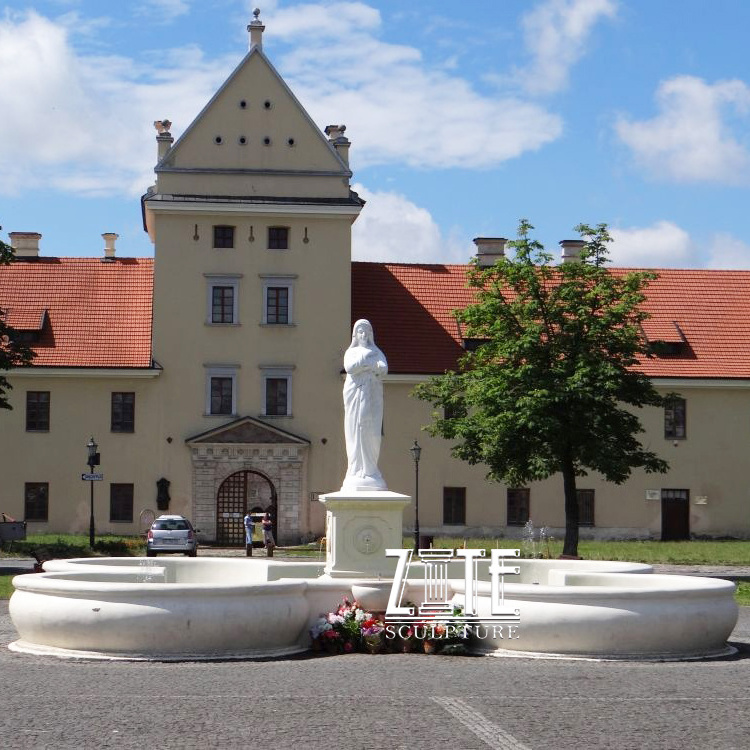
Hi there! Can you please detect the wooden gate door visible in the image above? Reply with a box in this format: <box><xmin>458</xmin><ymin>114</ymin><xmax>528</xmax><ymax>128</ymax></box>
<box><xmin>216</xmin><ymin>472</ymin><xmax>247</xmax><ymax>546</ymax></box>
<box><xmin>661</xmin><ymin>489</ymin><xmax>690</xmax><ymax>541</ymax></box>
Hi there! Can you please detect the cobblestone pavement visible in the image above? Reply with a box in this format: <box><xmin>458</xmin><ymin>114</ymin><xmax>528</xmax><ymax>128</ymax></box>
<box><xmin>1</xmin><ymin>562</ymin><xmax>749</xmax><ymax>750</ymax></box>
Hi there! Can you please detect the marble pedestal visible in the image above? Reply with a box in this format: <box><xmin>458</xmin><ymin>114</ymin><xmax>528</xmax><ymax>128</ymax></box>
<box><xmin>319</xmin><ymin>490</ymin><xmax>411</xmax><ymax>578</ymax></box>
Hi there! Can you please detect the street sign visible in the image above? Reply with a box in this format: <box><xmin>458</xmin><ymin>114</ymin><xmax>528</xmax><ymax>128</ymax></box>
<box><xmin>81</xmin><ymin>473</ymin><xmax>104</xmax><ymax>481</ymax></box>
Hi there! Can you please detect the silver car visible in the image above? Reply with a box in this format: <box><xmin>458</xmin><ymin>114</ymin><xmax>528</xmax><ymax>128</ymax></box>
<box><xmin>146</xmin><ymin>515</ymin><xmax>198</xmax><ymax>557</ymax></box>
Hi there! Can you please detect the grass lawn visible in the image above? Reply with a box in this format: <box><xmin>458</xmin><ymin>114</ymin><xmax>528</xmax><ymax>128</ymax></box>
<box><xmin>0</xmin><ymin>575</ymin><xmax>14</xmax><ymax>599</ymax></box>
<box><xmin>1</xmin><ymin>533</ymin><xmax>145</xmax><ymax>560</ymax></box>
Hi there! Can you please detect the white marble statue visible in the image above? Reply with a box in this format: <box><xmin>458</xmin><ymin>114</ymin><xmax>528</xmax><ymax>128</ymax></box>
<box><xmin>342</xmin><ymin>319</ymin><xmax>388</xmax><ymax>490</ymax></box>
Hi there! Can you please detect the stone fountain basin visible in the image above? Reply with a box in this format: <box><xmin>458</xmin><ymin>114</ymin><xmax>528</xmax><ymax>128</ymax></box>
<box><xmin>7</xmin><ymin>556</ymin><xmax>739</xmax><ymax>661</ymax></box>
<box><xmin>448</xmin><ymin>568</ymin><xmax>738</xmax><ymax>660</ymax></box>
<box><xmin>356</xmin><ymin>558</ymin><xmax>737</xmax><ymax>659</ymax></box>
<box><xmin>9</xmin><ymin>557</ymin><xmax>350</xmax><ymax>660</ymax></box>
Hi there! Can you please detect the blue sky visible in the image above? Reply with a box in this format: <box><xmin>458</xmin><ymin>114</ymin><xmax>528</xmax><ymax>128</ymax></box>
<box><xmin>1</xmin><ymin>0</ymin><xmax>749</xmax><ymax>268</ymax></box>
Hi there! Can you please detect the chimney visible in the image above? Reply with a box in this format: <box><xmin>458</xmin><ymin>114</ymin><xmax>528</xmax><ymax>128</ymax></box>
<box><xmin>9</xmin><ymin>232</ymin><xmax>42</xmax><ymax>258</ymax></box>
<box><xmin>325</xmin><ymin>124</ymin><xmax>350</xmax><ymax>167</ymax></box>
<box><xmin>154</xmin><ymin>120</ymin><xmax>173</xmax><ymax>162</ymax></box>
<box><xmin>560</xmin><ymin>239</ymin><xmax>586</xmax><ymax>264</ymax></box>
<box><xmin>473</xmin><ymin>237</ymin><xmax>507</xmax><ymax>267</ymax></box>
<box><xmin>102</xmin><ymin>232</ymin><xmax>119</xmax><ymax>261</ymax></box>
<box><xmin>248</xmin><ymin>8</ymin><xmax>265</xmax><ymax>51</ymax></box>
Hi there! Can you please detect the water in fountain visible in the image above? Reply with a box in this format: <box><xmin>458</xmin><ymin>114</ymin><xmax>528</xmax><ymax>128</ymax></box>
<box><xmin>539</xmin><ymin>526</ymin><xmax>549</xmax><ymax>559</ymax></box>
<box><xmin>522</xmin><ymin>519</ymin><xmax>537</xmax><ymax>559</ymax></box>
<box><xmin>137</xmin><ymin>558</ymin><xmax>158</xmax><ymax>583</ymax></box>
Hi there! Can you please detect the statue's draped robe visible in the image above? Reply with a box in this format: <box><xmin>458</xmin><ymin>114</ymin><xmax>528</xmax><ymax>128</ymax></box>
<box><xmin>343</xmin><ymin>344</ymin><xmax>387</xmax><ymax>489</ymax></box>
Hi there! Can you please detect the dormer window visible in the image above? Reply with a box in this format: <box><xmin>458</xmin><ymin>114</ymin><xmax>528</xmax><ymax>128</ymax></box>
<box><xmin>642</xmin><ymin>320</ymin><xmax>688</xmax><ymax>357</ymax></box>
<box><xmin>462</xmin><ymin>338</ymin><xmax>490</xmax><ymax>352</ymax></box>
<box><xmin>213</xmin><ymin>225</ymin><xmax>235</xmax><ymax>249</ymax></box>
<box><xmin>268</xmin><ymin>226</ymin><xmax>289</xmax><ymax>250</ymax></box>
<box><xmin>4</xmin><ymin>308</ymin><xmax>47</xmax><ymax>344</ymax></box>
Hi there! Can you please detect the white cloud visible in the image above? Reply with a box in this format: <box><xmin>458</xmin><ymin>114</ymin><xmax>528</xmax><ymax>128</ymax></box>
<box><xmin>706</xmin><ymin>233</ymin><xmax>750</xmax><ymax>269</ymax></box>
<box><xmin>0</xmin><ymin>4</ymin><xmax>564</xmax><ymax>199</ymax></box>
<box><xmin>134</xmin><ymin>0</ymin><xmax>191</xmax><ymax>24</ymax></box>
<box><xmin>609</xmin><ymin>221</ymin><xmax>693</xmax><ymax>267</ymax></box>
<box><xmin>351</xmin><ymin>184</ymin><xmax>470</xmax><ymax>264</ymax></box>
<box><xmin>515</xmin><ymin>0</ymin><xmax>617</xmax><ymax>95</ymax></box>
<box><xmin>266</xmin><ymin>2</ymin><xmax>563</xmax><ymax>169</ymax></box>
<box><xmin>609</xmin><ymin>221</ymin><xmax>750</xmax><ymax>270</ymax></box>
<box><xmin>264</xmin><ymin>1</ymin><xmax>380</xmax><ymax>39</ymax></box>
<box><xmin>0</xmin><ymin>11</ymin><xmax>235</xmax><ymax>197</ymax></box>
<box><xmin>615</xmin><ymin>75</ymin><xmax>750</xmax><ymax>184</ymax></box>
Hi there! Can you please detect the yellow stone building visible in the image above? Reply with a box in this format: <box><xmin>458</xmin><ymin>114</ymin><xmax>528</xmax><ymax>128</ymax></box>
<box><xmin>2</xmin><ymin>20</ymin><xmax>750</xmax><ymax>544</ymax></box>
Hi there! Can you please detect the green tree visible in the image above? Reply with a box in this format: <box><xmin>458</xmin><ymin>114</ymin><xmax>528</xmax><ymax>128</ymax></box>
<box><xmin>415</xmin><ymin>220</ymin><xmax>672</xmax><ymax>557</ymax></box>
<box><xmin>0</xmin><ymin>227</ymin><xmax>34</xmax><ymax>410</ymax></box>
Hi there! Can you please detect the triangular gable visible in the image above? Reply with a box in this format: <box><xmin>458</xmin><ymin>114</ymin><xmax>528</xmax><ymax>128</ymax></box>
<box><xmin>161</xmin><ymin>47</ymin><xmax>348</xmax><ymax>175</ymax></box>
<box><xmin>186</xmin><ymin>415</ymin><xmax>310</xmax><ymax>445</ymax></box>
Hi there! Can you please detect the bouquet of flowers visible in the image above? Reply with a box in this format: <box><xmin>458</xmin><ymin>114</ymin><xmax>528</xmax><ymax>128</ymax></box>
<box><xmin>310</xmin><ymin>598</ymin><xmax>385</xmax><ymax>654</ymax></box>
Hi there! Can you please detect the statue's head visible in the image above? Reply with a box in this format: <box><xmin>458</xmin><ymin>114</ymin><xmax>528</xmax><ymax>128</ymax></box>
<box><xmin>350</xmin><ymin>319</ymin><xmax>374</xmax><ymax>348</ymax></box>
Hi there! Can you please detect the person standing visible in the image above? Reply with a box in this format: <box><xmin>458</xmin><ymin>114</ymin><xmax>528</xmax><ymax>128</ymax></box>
<box><xmin>262</xmin><ymin>512</ymin><xmax>275</xmax><ymax>557</ymax></box>
<box><xmin>244</xmin><ymin>511</ymin><xmax>255</xmax><ymax>557</ymax></box>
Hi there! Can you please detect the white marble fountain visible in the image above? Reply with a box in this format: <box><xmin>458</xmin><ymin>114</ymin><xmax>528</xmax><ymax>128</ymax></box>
<box><xmin>8</xmin><ymin>321</ymin><xmax>739</xmax><ymax>660</ymax></box>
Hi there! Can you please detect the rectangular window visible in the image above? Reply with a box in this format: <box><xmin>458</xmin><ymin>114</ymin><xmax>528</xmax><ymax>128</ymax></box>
<box><xmin>24</xmin><ymin>482</ymin><xmax>49</xmax><ymax>521</ymax></box>
<box><xmin>443</xmin><ymin>487</ymin><xmax>466</xmax><ymax>525</ymax></box>
<box><xmin>577</xmin><ymin>489</ymin><xmax>595</xmax><ymax>527</ymax></box>
<box><xmin>26</xmin><ymin>391</ymin><xmax>50</xmax><ymax>431</ymax></box>
<box><xmin>213</xmin><ymin>225</ymin><xmax>235</xmax><ymax>249</ymax></box>
<box><xmin>212</xmin><ymin>286</ymin><xmax>235</xmax><ymax>324</ymax></box>
<box><xmin>665</xmin><ymin>398</ymin><xmax>686</xmax><ymax>439</ymax></box>
<box><xmin>268</xmin><ymin>226</ymin><xmax>289</xmax><ymax>250</ymax></box>
<box><xmin>266</xmin><ymin>287</ymin><xmax>289</xmax><ymax>325</ymax></box>
<box><xmin>265</xmin><ymin>377</ymin><xmax>289</xmax><ymax>416</ymax></box>
<box><xmin>110</xmin><ymin>483</ymin><xmax>134</xmax><ymax>523</ymax></box>
<box><xmin>210</xmin><ymin>377</ymin><xmax>234</xmax><ymax>415</ymax></box>
<box><xmin>507</xmin><ymin>488</ymin><xmax>530</xmax><ymax>526</ymax></box>
<box><xmin>111</xmin><ymin>392</ymin><xmax>135</xmax><ymax>433</ymax></box>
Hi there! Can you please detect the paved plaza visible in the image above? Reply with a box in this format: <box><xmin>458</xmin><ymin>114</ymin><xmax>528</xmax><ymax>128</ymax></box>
<box><xmin>0</xmin><ymin>560</ymin><xmax>748</xmax><ymax>750</ymax></box>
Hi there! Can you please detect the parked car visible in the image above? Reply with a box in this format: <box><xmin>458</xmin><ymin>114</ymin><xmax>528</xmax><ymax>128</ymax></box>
<box><xmin>146</xmin><ymin>515</ymin><xmax>199</xmax><ymax>557</ymax></box>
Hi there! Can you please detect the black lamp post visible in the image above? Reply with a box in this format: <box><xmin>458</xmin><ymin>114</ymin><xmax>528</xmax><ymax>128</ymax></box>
<box><xmin>410</xmin><ymin>440</ymin><xmax>422</xmax><ymax>552</ymax></box>
<box><xmin>87</xmin><ymin>437</ymin><xmax>100</xmax><ymax>548</ymax></box>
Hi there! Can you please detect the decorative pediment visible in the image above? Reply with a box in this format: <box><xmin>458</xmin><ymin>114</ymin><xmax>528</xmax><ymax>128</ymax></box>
<box><xmin>186</xmin><ymin>416</ymin><xmax>310</xmax><ymax>445</ymax></box>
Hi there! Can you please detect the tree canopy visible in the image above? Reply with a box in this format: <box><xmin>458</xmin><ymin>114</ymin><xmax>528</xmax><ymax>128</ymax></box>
<box><xmin>0</xmin><ymin>228</ymin><xmax>34</xmax><ymax>410</ymax></box>
<box><xmin>414</xmin><ymin>220</ymin><xmax>672</xmax><ymax>556</ymax></box>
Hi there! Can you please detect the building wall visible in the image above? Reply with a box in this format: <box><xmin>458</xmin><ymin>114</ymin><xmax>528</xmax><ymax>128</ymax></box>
<box><xmin>379</xmin><ymin>381</ymin><xmax>750</xmax><ymax>540</ymax></box>
<box><xmin>0</xmin><ymin>372</ymin><xmax>163</xmax><ymax>535</ymax></box>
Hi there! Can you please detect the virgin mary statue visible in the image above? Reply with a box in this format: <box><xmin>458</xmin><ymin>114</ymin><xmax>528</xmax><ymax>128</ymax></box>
<box><xmin>342</xmin><ymin>319</ymin><xmax>388</xmax><ymax>490</ymax></box>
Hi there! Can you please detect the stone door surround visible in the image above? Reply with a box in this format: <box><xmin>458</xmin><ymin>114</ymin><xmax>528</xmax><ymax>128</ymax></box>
<box><xmin>186</xmin><ymin>416</ymin><xmax>309</xmax><ymax>545</ymax></box>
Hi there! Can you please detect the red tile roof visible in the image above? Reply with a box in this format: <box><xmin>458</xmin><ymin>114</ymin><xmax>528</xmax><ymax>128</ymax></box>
<box><xmin>353</xmin><ymin>262</ymin><xmax>750</xmax><ymax>379</ymax></box>
<box><xmin>3</xmin><ymin>257</ymin><xmax>749</xmax><ymax>378</ymax></box>
<box><xmin>0</xmin><ymin>258</ymin><xmax>153</xmax><ymax>368</ymax></box>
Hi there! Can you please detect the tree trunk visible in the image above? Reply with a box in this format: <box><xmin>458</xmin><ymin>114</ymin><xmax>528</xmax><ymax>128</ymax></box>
<box><xmin>561</xmin><ymin>458</ymin><xmax>579</xmax><ymax>557</ymax></box>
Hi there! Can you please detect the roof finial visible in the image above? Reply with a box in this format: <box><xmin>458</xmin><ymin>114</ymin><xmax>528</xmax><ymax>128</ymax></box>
<box><xmin>247</xmin><ymin>8</ymin><xmax>265</xmax><ymax>50</ymax></box>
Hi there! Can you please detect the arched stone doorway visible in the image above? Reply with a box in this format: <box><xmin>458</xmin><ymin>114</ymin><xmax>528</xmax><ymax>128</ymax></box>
<box><xmin>216</xmin><ymin>470</ymin><xmax>277</xmax><ymax>546</ymax></box>
<box><xmin>186</xmin><ymin>416</ymin><xmax>310</xmax><ymax>545</ymax></box>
